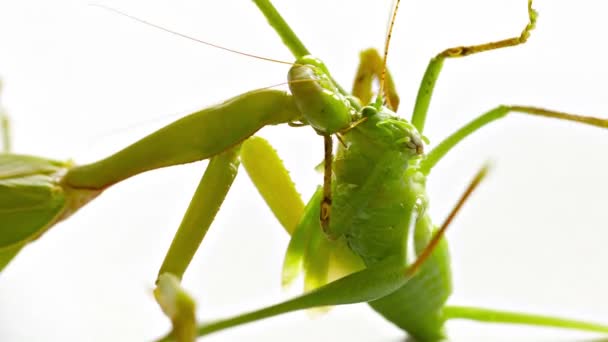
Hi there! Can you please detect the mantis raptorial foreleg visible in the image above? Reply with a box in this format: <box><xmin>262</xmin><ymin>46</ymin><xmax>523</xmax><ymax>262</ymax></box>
<box><xmin>62</xmin><ymin>89</ymin><xmax>301</xmax><ymax>189</ymax></box>
<box><xmin>0</xmin><ymin>89</ymin><xmax>302</xmax><ymax>273</ymax></box>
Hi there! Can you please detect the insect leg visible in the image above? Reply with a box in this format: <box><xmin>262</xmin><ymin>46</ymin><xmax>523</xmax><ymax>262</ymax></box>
<box><xmin>351</xmin><ymin>48</ymin><xmax>400</xmax><ymax>111</ymax></box>
<box><xmin>420</xmin><ymin>105</ymin><xmax>608</xmax><ymax>173</ymax></box>
<box><xmin>157</xmin><ymin>146</ymin><xmax>241</xmax><ymax>280</ymax></box>
<box><xmin>154</xmin><ymin>273</ymin><xmax>197</xmax><ymax>342</ymax></box>
<box><xmin>240</xmin><ymin>136</ymin><xmax>305</xmax><ymax>235</ymax></box>
<box><xmin>439</xmin><ymin>163</ymin><xmax>608</xmax><ymax>333</ymax></box>
<box><xmin>411</xmin><ymin>0</ymin><xmax>537</xmax><ymax>133</ymax></box>
<box><xmin>443</xmin><ymin>305</ymin><xmax>608</xmax><ymax>334</ymax></box>
<box><xmin>62</xmin><ymin>89</ymin><xmax>300</xmax><ymax>189</ymax></box>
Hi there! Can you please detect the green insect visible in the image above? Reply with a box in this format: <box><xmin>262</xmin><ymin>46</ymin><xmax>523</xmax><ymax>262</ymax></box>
<box><xmin>1</xmin><ymin>0</ymin><xmax>608</xmax><ymax>341</ymax></box>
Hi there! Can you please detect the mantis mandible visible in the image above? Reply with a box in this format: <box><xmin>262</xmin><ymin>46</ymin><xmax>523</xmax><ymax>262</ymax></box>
<box><xmin>1</xmin><ymin>0</ymin><xmax>608</xmax><ymax>341</ymax></box>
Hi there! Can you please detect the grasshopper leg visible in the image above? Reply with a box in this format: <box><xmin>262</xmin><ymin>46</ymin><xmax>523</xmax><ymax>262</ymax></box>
<box><xmin>411</xmin><ymin>0</ymin><xmax>537</xmax><ymax>133</ymax></box>
<box><xmin>421</xmin><ymin>105</ymin><xmax>608</xmax><ymax>173</ymax></box>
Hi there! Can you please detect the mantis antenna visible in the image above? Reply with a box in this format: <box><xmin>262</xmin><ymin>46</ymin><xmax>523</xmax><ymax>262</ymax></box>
<box><xmin>90</xmin><ymin>4</ymin><xmax>295</xmax><ymax>66</ymax></box>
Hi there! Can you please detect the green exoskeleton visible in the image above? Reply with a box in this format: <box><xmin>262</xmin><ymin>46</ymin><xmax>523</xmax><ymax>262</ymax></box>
<box><xmin>1</xmin><ymin>0</ymin><xmax>608</xmax><ymax>341</ymax></box>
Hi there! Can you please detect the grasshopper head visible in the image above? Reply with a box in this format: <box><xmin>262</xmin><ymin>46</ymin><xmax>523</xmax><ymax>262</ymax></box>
<box><xmin>357</xmin><ymin>105</ymin><xmax>424</xmax><ymax>157</ymax></box>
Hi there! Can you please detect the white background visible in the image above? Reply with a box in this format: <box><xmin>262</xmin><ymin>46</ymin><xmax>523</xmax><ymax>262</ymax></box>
<box><xmin>1</xmin><ymin>0</ymin><xmax>608</xmax><ymax>341</ymax></box>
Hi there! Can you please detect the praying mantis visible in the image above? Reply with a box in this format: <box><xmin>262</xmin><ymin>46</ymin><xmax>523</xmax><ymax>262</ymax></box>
<box><xmin>1</xmin><ymin>0</ymin><xmax>608</xmax><ymax>341</ymax></box>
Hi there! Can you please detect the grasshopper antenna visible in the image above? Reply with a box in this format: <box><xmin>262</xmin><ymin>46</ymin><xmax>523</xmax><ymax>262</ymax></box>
<box><xmin>379</xmin><ymin>0</ymin><xmax>402</xmax><ymax>110</ymax></box>
<box><xmin>90</xmin><ymin>4</ymin><xmax>294</xmax><ymax>66</ymax></box>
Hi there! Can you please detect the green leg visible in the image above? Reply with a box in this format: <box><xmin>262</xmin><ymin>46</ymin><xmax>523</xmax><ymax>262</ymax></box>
<box><xmin>444</xmin><ymin>306</ymin><xmax>608</xmax><ymax>334</ymax></box>
<box><xmin>63</xmin><ymin>89</ymin><xmax>300</xmax><ymax>189</ymax></box>
<box><xmin>154</xmin><ymin>274</ymin><xmax>197</xmax><ymax>342</ymax></box>
<box><xmin>411</xmin><ymin>0</ymin><xmax>537</xmax><ymax>133</ymax></box>
<box><xmin>420</xmin><ymin>105</ymin><xmax>608</xmax><ymax>174</ymax></box>
<box><xmin>155</xmin><ymin>136</ymin><xmax>306</xmax><ymax>339</ymax></box>
<box><xmin>240</xmin><ymin>136</ymin><xmax>305</xmax><ymax>235</ymax></box>
<box><xmin>153</xmin><ymin>145</ymin><xmax>243</xmax><ymax>340</ymax></box>
<box><xmin>351</xmin><ymin>48</ymin><xmax>400</xmax><ymax>111</ymax></box>
<box><xmin>157</xmin><ymin>146</ymin><xmax>241</xmax><ymax>280</ymax></box>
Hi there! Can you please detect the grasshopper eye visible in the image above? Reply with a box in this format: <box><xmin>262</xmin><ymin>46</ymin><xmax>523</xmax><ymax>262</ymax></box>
<box><xmin>411</xmin><ymin>134</ymin><xmax>424</xmax><ymax>155</ymax></box>
<box><xmin>398</xmin><ymin>134</ymin><xmax>424</xmax><ymax>155</ymax></box>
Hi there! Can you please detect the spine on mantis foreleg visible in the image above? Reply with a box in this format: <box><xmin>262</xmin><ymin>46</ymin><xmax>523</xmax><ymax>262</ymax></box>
<box><xmin>63</xmin><ymin>89</ymin><xmax>300</xmax><ymax>190</ymax></box>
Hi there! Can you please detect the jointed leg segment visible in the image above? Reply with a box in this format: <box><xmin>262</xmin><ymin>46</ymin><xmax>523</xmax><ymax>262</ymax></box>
<box><xmin>420</xmin><ymin>105</ymin><xmax>608</xmax><ymax>174</ymax></box>
<box><xmin>411</xmin><ymin>0</ymin><xmax>537</xmax><ymax>133</ymax></box>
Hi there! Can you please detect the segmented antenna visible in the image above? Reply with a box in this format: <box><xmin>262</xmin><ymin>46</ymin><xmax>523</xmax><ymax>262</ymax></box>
<box><xmin>379</xmin><ymin>0</ymin><xmax>402</xmax><ymax>110</ymax></box>
<box><xmin>91</xmin><ymin>4</ymin><xmax>294</xmax><ymax>66</ymax></box>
